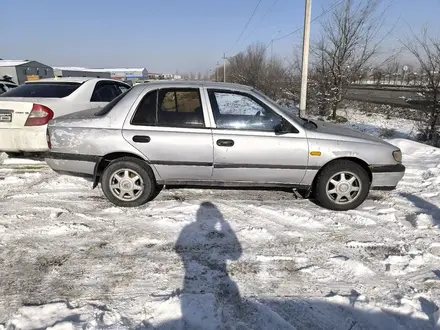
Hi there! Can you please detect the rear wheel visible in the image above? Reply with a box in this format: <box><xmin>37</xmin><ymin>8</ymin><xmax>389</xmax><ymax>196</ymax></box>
<box><xmin>315</xmin><ymin>160</ymin><xmax>370</xmax><ymax>211</ymax></box>
<box><xmin>101</xmin><ymin>157</ymin><xmax>159</xmax><ymax>207</ymax></box>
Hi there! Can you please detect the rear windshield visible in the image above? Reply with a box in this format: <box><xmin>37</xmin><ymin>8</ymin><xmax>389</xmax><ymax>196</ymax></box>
<box><xmin>0</xmin><ymin>82</ymin><xmax>81</xmax><ymax>98</ymax></box>
<box><xmin>94</xmin><ymin>89</ymin><xmax>130</xmax><ymax>116</ymax></box>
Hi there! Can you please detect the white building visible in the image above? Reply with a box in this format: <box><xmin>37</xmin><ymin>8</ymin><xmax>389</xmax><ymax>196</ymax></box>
<box><xmin>98</xmin><ymin>68</ymin><xmax>148</xmax><ymax>81</ymax></box>
<box><xmin>53</xmin><ymin>67</ymin><xmax>111</xmax><ymax>79</ymax></box>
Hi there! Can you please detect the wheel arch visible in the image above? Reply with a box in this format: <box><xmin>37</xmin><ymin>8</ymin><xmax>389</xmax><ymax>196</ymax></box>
<box><xmin>92</xmin><ymin>151</ymin><xmax>159</xmax><ymax>189</ymax></box>
<box><xmin>311</xmin><ymin>157</ymin><xmax>372</xmax><ymax>194</ymax></box>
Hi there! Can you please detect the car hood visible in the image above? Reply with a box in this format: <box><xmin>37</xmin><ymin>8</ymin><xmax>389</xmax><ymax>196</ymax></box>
<box><xmin>310</xmin><ymin>120</ymin><xmax>390</xmax><ymax>145</ymax></box>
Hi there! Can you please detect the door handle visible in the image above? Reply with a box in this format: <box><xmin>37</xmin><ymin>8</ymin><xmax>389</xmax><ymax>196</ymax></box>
<box><xmin>132</xmin><ymin>135</ymin><xmax>151</xmax><ymax>143</ymax></box>
<box><xmin>216</xmin><ymin>139</ymin><xmax>234</xmax><ymax>147</ymax></box>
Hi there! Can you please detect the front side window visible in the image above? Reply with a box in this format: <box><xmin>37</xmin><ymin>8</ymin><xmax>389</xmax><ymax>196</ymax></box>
<box><xmin>91</xmin><ymin>82</ymin><xmax>121</xmax><ymax>102</ymax></box>
<box><xmin>208</xmin><ymin>90</ymin><xmax>283</xmax><ymax>131</ymax></box>
<box><xmin>117</xmin><ymin>83</ymin><xmax>130</xmax><ymax>93</ymax></box>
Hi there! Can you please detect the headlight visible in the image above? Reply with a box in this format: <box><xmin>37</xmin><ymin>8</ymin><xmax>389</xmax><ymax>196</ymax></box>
<box><xmin>393</xmin><ymin>150</ymin><xmax>402</xmax><ymax>163</ymax></box>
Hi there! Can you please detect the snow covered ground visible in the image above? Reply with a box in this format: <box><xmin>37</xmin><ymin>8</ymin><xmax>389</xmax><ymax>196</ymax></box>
<box><xmin>1</xmin><ymin>110</ymin><xmax>440</xmax><ymax>329</ymax></box>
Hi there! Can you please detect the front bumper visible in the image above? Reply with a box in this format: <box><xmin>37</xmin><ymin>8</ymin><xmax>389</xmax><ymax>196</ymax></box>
<box><xmin>370</xmin><ymin>164</ymin><xmax>405</xmax><ymax>190</ymax></box>
<box><xmin>0</xmin><ymin>126</ymin><xmax>48</xmax><ymax>152</ymax></box>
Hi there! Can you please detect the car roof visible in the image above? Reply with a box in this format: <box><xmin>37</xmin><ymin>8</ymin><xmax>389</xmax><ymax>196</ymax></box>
<box><xmin>132</xmin><ymin>80</ymin><xmax>253</xmax><ymax>91</ymax></box>
<box><xmin>25</xmin><ymin>77</ymin><xmax>127</xmax><ymax>84</ymax></box>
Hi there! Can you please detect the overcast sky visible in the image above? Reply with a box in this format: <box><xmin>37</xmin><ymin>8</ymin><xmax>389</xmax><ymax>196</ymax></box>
<box><xmin>2</xmin><ymin>0</ymin><xmax>440</xmax><ymax>74</ymax></box>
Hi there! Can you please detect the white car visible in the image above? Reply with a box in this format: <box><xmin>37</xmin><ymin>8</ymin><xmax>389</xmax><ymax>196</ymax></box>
<box><xmin>0</xmin><ymin>77</ymin><xmax>130</xmax><ymax>155</ymax></box>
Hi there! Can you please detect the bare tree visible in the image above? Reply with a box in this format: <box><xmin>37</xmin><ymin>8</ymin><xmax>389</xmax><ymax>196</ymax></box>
<box><xmin>216</xmin><ymin>43</ymin><xmax>292</xmax><ymax>100</ymax></box>
<box><xmin>401</xmin><ymin>28</ymin><xmax>440</xmax><ymax>143</ymax></box>
<box><xmin>384</xmin><ymin>59</ymin><xmax>400</xmax><ymax>84</ymax></box>
<box><xmin>311</xmin><ymin>0</ymin><xmax>385</xmax><ymax>120</ymax></box>
<box><xmin>372</xmin><ymin>66</ymin><xmax>384</xmax><ymax>85</ymax></box>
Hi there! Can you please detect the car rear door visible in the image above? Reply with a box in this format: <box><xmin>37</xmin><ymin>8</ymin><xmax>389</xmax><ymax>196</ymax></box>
<box><xmin>122</xmin><ymin>87</ymin><xmax>214</xmax><ymax>181</ymax></box>
<box><xmin>205</xmin><ymin>89</ymin><xmax>309</xmax><ymax>184</ymax></box>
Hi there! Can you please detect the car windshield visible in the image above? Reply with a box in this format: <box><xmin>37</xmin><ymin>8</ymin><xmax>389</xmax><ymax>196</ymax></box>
<box><xmin>252</xmin><ymin>89</ymin><xmax>305</xmax><ymax>125</ymax></box>
<box><xmin>0</xmin><ymin>82</ymin><xmax>81</xmax><ymax>98</ymax></box>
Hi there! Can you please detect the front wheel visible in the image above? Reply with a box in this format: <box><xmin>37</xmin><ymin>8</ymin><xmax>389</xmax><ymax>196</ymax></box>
<box><xmin>101</xmin><ymin>157</ymin><xmax>158</xmax><ymax>207</ymax></box>
<box><xmin>314</xmin><ymin>160</ymin><xmax>370</xmax><ymax>211</ymax></box>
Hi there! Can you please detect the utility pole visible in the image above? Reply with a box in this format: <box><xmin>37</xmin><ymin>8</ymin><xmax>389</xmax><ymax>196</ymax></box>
<box><xmin>271</xmin><ymin>40</ymin><xmax>274</xmax><ymax>61</ymax></box>
<box><xmin>216</xmin><ymin>61</ymin><xmax>220</xmax><ymax>82</ymax></box>
<box><xmin>270</xmin><ymin>30</ymin><xmax>282</xmax><ymax>62</ymax></box>
<box><xmin>299</xmin><ymin>0</ymin><xmax>312</xmax><ymax>118</ymax></box>
<box><xmin>223</xmin><ymin>53</ymin><xmax>227</xmax><ymax>82</ymax></box>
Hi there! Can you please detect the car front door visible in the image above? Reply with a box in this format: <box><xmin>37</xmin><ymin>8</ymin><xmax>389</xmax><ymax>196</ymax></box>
<box><xmin>206</xmin><ymin>89</ymin><xmax>309</xmax><ymax>184</ymax></box>
<box><xmin>122</xmin><ymin>87</ymin><xmax>214</xmax><ymax>181</ymax></box>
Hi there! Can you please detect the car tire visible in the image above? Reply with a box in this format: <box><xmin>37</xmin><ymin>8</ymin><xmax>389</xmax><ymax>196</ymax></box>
<box><xmin>314</xmin><ymin>160</ymin><xmax>370</xmax><ymax>211</ymax></box>
<box><xmin>101</xmin><ymin>157</ymin><xmax>158</xmax><ymax>207</ymax></box>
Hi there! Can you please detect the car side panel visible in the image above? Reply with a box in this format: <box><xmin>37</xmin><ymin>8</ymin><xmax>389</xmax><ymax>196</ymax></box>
<box><xmin>211</xmin><ymin>129</ymin><xmax>309</xmax><ymax>184</ymax></box>
<box><xmin>121</xmin><ymin>86</ymin><xmax>214</xmax><ymax>181</ymax></box>
<box><xmin>302</xmin><ymin>136</ymin><xmax>404</xmax><ymax>188</ymax></box>
<box><xmin>47</xmin><ymin>125</ymin><xmax>158</xmax><ymax>177</ymax></box>
<box><xmin>122</xmin><ymin>126</ymin><xmax>214</xmax><ymax>181</ymax></box>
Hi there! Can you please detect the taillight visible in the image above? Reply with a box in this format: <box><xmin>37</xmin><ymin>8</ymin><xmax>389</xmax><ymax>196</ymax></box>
<box><xmin>24</xmin><ymin>104</ymin><xmax>54</xmax><ymax>126</ymax></box>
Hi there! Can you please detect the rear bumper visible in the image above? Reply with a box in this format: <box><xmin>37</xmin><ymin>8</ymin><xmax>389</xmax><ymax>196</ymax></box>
<box><xmin>45</xmin><ymin>158</ymin><xmax>95</xmax><ymax>176</ymax></box>
<box><xmin>370</xmin><ymin>164</ymin><xmax>405</xmax><ymax>190</ymax></box>
<box><xmin>0</xmin><ymin>126</ymin><xmax>48</xmax><ymax>152</ymax></box>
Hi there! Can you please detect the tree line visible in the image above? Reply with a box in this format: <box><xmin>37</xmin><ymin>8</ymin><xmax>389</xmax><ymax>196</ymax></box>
<box><xmin>197</xmin><ymin>0</ymin><xmax>440</xmax><ymax>146</ymax></box>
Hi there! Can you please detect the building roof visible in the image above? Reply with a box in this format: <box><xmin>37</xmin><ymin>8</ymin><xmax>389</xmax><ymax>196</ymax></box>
<box><xmin>98</xmin><ymin>68</ymin><xmax>147</xmax><ymax>73</ymax></box>
<box><xmin>0</xmin><ymin>60</ymin><xmax>30</xmax><ymax>67</ymax></box>
<box><xmin>53</xmin><ymin>66</ymin><xmax>109</xmax><ymax>73</ymax></box>
<box><xmin>25</xmin><ymin>77</ymin><xmax>117</xmax><ymax>84</ymax></box>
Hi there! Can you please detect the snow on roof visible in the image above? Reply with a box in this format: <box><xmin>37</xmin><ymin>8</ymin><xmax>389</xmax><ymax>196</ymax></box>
<box><xmin>0</xmin><ymin>60</ymin><xmax>30</xmax><ymax>67</ymax></box>
<box><xmin>53</xmin><ymin>66</ymin><xmax>109</xmax><ymax>73</ymax></box>
<box><xmin>98</xmin><ymin>68</ymin><xmax>147</xmax><ymax>72</ymax></box>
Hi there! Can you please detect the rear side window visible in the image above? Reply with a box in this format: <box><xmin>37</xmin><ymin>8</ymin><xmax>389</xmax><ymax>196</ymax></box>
<box><xmin>0</xmin><ymin>82</ymin><xmax>80</xmax><ymax>98</ymax></box>
<box><xmin>157</xmin><ymin>89</ymin><xmax>204</xmax><ymax>128</ymax></box>
<box><xmin>131</xmin><ymin>90</ymin><xmax>157</xmax><ymax>125</ymax></box>
<box><xmin>130</xmin><ymin>88</ymin><xmax>205</xmax><ymax>128</ymax></box>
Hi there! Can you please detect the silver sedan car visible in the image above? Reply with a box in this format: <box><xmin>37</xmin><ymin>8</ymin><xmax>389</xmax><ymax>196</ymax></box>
<box><xmin>44</xmin><ymin>81</ymin><xmax>405</xmax><ymax>211</ymax></box>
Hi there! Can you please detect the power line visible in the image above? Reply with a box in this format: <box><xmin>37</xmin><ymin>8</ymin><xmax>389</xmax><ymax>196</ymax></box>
<box><xmin>273</xmin><ymin>0</ymin><xmax>345</xmax><ymax>42</ymax></box>
<box><xmin>228</xmin><ymin>0</ymin><xmax>262</xmax><ymax>53</ymax></box>
<box><xmin>242</xmin><ymin>0</ymin><xmax>279</xmax><ymax>44</ymax></box>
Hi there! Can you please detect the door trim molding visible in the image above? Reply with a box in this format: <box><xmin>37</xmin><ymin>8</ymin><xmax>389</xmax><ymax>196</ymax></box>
<box><xmin>45</xmin><ymin>152</ymin><xmax>320</xmax><ymax>170</ymax></box>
